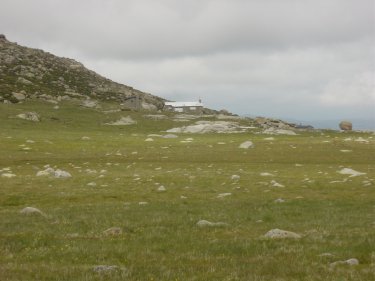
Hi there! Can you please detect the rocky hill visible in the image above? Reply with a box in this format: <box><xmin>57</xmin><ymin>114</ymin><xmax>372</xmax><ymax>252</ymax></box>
<box><xmin>0</xmin><ymin>34</ymin><xmax>165</xmax><ymax>110</ymax></box>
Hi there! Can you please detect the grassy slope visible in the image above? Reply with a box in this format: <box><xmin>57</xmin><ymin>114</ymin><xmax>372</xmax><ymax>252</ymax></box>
<box><xmin>0</xmin><ymin>101</ymin><xmax>374</xmax><ymax>281</ymax></box>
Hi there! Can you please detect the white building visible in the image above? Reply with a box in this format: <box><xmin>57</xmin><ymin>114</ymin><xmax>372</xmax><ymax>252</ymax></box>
<box><xmin>164</xmin><ymin>100</ymin><xmax>204</xmax><ymax>114</ymax></box>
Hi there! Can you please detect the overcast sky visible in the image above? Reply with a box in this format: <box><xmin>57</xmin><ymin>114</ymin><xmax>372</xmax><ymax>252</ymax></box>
<box><xmin>1</xmin><ymin>0</ymin><xmax>374</xmax><ymax>124</ymax></box>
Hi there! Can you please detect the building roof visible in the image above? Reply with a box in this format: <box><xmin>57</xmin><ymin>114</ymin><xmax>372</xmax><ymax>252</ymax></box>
<box><xmin>165</xmin><ymin>101</ymin><xmax>203</xmax><ymax>107</ymax></box>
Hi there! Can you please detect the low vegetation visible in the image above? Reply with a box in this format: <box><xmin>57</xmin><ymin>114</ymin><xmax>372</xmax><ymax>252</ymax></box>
<box><xmin>0</xmin><ymin>100</ymin><xmax>374</xmax><ymax>280</ymax></box>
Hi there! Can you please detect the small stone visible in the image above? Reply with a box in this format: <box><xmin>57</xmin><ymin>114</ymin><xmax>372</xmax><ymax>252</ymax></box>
<box><xmin>196</xmin><ymin>220</ymin><xmax>228</xmax><ymax>227</ymax></box>
<box><xmin>346</xmin><ymin>258</ymin><xmax>360</xmax><ymax>265</ymax></box>
<box><xmin>274</xmin><ymin>198</ymin><xmax>285</xmax><ymax>203</ymax></box>
<box><xmin>271</xmin><ymin>180</ymin><xmax>285</xmax><ymax>187</ymax></box>
<box><xmin>145</xmin><ymin>138</ymin><xmax>154</xmax><ymax>142</ymax></box>
<box><xmin>20</xmin><ymin>207</ymin><xmax>45</xmax><ymax>217</ymax></box>
<box><xmin>93</xmin><ymin>265</ymin><xmax>119</xmax><ymax>273</ymax></box>
<box><xmin>103</xmin><ymin>227</ymin><xmax>122</xmax><ymax>236</ymax></box>
<box><xmin>260</xmin><ymin>172</ymin><xmax>274</xmax><ymax>177</ymax></box>
<box><xmin>17</xmin><ymin>112</ymin><xmax>40</xmax><ymax>122</ymax></box>
<box><xmin>217</xmin><ymin>193</ymin><xmax>232</xmax><ymax>198</ymax></box>
<box><xmin>163</xmin><ymin>134</ymin><xmax>178</xmax><ymax>138</ymax></box>
<box><xmin>338</xmin><ymin>168</ymin><xmax>366</xmax><ymax>177</ymax></box>
<box><xmin>36</xmin><ymin>168</ymin><xmax>55</xmax><ymax>177</ymax></box>
<box><xmin>1</xmin><ymin>173</ymin><xmax>16</xmax><ymax>178</ymax></box>
<box><xmin>12</xmin><ymin>92</ymin><xmax>26</xmax><ymax>101</ymax></box>
<box><xmin>54</xmin><ymin>169</ymin><xmax>72</xmax><ymax>178</ymax></box>
<box><xmin>87</xmin><ymin>182</ymin><xmax>97</xmax><ymax>186</ymax></box>
<box><xmin>263</xmin><ymin>228</ymin><xmax>301</xmax><ymax>239</ymax></box>
<box><xmin>239</xmin><ymin>141</ymin><xmax>254</xmax><ymax>149</ymax></box>
<box><xmin>318</xmin><ymin>253</ymin><xmax>335</xmax><ymax>257</ymax></box>
<box><xmin>231</xmin><ymin>175</ymin><xmax>240</xmax><ymax>180</ymax></box>
<box><xmin>157</xmin><ymin>185</ymin><xmax>166</xmax><ymax>192</ymax></box>
<box><xmin>81</xmin><ymin>99</ymin><xmax>99</xmax><ymax>108</ymax></box>
<box><xmin>330</xmin><ymin>258</ymin><xmax>359</xmax><ymax>267</ymax></box>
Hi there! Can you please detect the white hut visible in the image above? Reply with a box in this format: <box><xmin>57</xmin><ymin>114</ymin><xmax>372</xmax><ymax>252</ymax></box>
<box><xmin>164</xmin><ymin>100</ymin><xmax>204</xmax><ymax>114</ymax></box>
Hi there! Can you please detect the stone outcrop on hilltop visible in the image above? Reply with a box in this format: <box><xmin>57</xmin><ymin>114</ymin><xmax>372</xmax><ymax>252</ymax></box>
<box><xmin>0</xmin><ymin>34</ymin><xmax>165</xmax><ymax>110</ymax></box>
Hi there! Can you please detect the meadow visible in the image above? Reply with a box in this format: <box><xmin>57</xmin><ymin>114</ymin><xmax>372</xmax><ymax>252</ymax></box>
<box><xmin>0</xmin><ymin>100</ymin><xmax>374</xmax><ymax>280</ymax></box>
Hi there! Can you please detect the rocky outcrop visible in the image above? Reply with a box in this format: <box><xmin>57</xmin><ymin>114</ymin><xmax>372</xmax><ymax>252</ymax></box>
<box><xmin>167</xmin><ymin>121</ymin><xmax>248</xmax><ymax>134</ymax></box>
<box><xmin>0</xmin><ymin>35</ymin><xmax>165</xmax><ymax>110</ymax></box>
<box><xmin>339</xmin><ymin>121</ymin><xmax>352</xmax><ymax>131</ymax></box>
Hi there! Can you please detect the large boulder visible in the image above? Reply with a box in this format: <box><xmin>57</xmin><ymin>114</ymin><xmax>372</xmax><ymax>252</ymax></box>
<box><xmin>339</xmin><ymin>121</ymin><xmax>352</xmax><ymax>131</ymax></box>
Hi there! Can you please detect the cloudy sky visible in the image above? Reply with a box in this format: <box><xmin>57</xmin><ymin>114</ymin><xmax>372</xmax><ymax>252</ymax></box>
<box><xmin>1</xmin><ymin>0</ymin><xmax>374</xmax><ymax>126</ymax></box>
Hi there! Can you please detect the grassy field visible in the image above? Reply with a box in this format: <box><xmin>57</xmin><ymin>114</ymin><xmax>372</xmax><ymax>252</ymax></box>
<box><xmin>0</xmin><ymin>100</ymin><xmax>374</xmax><ymax>280</ymax></box>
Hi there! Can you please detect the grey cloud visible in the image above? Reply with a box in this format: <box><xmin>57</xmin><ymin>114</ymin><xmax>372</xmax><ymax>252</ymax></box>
<box><xmin>1</xmin><ymin>0</ymin><xmax>374</xmax><ymax>60</ymax></box>
<box><xmin>1</xmin><ymin>0</ymin><xmax>374</xmax><ymax>123</ymax></box>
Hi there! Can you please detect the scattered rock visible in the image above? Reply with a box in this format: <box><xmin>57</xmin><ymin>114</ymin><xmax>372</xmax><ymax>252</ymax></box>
<box><xmin>1</xmin><ymin>173</ymin><xmax>16</xmax><ymax>178</ymax></box>
<box><xmin>339</xmin><ymin>121</ymin><xmax>352</xmax><ymax>131</ymax></box>
<box><xmin>239</xmin><ymin>140</ymin><xmax>254</xmax><ymax>149</ymax></box>
<box><xmin>263</xmin><ymin>228</ymin><xmax>301</xmax><ymax>239</ymax></box>
<box><xmin>217</xmin><ymin>193</ymin><xmax>232</xmax><ymax>198</ymax></box>
<box><xmin>338</xmin><ymin>168</ymin><xmax>366</xmax><ymax>177</ymax></box>
<box><xmin>196</xmin><ymin>220</ymin><xmax>228</xmax><ymax>227</ymax></box>
<box><xmin>36</xmin><ymin>167</ymin><xmax>55</xmax><ymax>177</ymax></box>
<box><xmin>355</xmin><ymin>137</ymin><xmax>369</xmax><ymax>143</ymax></box>
<box><xmin>163</xmin><ymin>134</ymin><xmax>178</xmax><ymax>139</ymax></box>
<box><xmin>36</xmin><ymin>168</ymin><xmax>71</xmax><ymax>178</ymax></box>
<box><xmin>330</xmin><ymin>258</ymin><xmax>359</xmax><ymax>267</ymax></box>
<box><xmin>20</xmin><ymin>207</ymin><xmax>46</xmax><ymax>217</ymax></box>
<box><xmin>17</xmin><ymin>112</ymin><xmax>40</xmax><ymax>122</ymax></box>
<box><xmin>260</xmin><ymin>172</ymin><xmax>274</xmax><ymax>177</ymax></box>
<box><xmin>231</xmin><ymin>175</ymin><xmax>240</xmax><ymax>180</ymax></box>
<box><xmin>263</xmin><ymin>128</ymin><xmax>297</xmax><ymax>135</ymax></box>
<box><xmin>54</xmin><ymin>169</ymin><xmax>72</xmax><ymax>178</ymax></box>
<box><xmin>105</xmin><ymin>116</ymin><xmax>136</xmax><ymax>126</ymax></box>
<box><xmin>318</xmin><ymin>253</ymin><xmax>335</xmax><ymax>257</ymax></box>
<box><xmin>93</xmin><ymin>265</ymin><xmax>119</xmax><ymax>273</ymax></box>
<box><xmin>81</xmin><ymin>99</ymin><xmax>99</xmax><ymax>108</ymax></box>
<box><xmin>103</xmin><ymin>227</ymin><xmax>122</xmax><ymax>236</ymax></box>
<box><xmin>143</xmin><ymin>114</ymin><xmax>167</xmax><ymax>120</ymax></box>
<box><xmin>12</xmin><ymin>92</ymin><xmax>26</xmax><ymax>101</ymax></box>
<box><xmin>274</xmin><ymin>198</ymin><xmax>285</xmax><ymax>203</ymax></box>
<box><xmin>17</xmin><ymin>77</ymin><xmax>32</xmax><ymax>85</ymax></box>
<box><xmin>145</xmin><ymin>138</ymin><xmax>154</xmax><ymax>142</ymax></box>
<box><xmin>157</xmin><ymin>185</ymin><xmax>166</xmax><ymax>192</ymax></box>
<box><xmin>271</xmin><ymin>180</ymin><xmax>285</xmax><ymax>187</ymax></box>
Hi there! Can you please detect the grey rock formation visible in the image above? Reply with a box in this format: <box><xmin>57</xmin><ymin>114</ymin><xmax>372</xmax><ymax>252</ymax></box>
<box><xmin>0</xmin><ymin>35</ymin><xmax>165</xmax><ymax>109</ymax></box>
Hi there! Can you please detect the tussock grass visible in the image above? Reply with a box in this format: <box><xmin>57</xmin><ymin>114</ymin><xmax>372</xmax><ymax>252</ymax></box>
<box><xmin>0</xmin><ymin>101</ymin><xmax>374</xmax><ymax>280</ymax></box>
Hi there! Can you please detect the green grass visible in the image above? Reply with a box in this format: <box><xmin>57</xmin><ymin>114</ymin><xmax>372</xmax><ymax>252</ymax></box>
<box><xmin>0</xmin><ymin>101</ymin><xmax>374</xmax><ymax>280</ymax></box>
